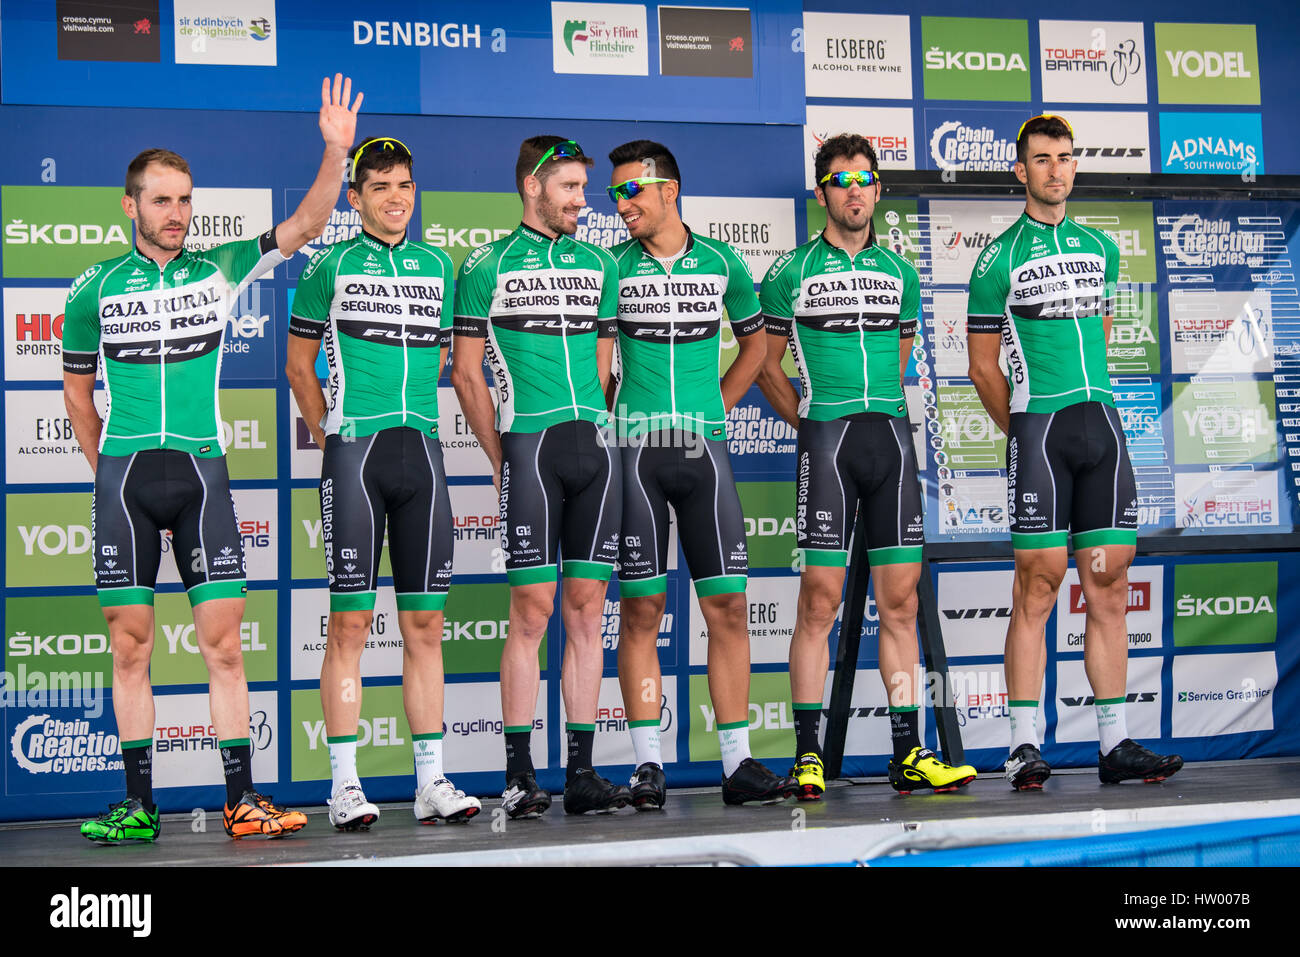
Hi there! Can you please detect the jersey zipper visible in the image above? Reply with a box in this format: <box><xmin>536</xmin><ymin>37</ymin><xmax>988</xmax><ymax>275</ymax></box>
<box><xmin>663</xmin><ymin>254</ymin><xmax>677</xmax><ymax>429</ymax></box>
<box><xmin>1051</xmin><ymin>223</ymin><xmax>1092</xmax><ymax>399</ymax></box>
<box><xmin>852</xmin><ymin>250</ymin><xmax>869</xmax><ymax>411</ymax></box>
<box><xmin>551</xmin><ymin>241</ymin><xmax>580</xmax><ymax>418</ymax></box>
<box><xmin>388</xmin><ymin>246</ymin><xmax>408</xmax><ymax>424</ymax></box>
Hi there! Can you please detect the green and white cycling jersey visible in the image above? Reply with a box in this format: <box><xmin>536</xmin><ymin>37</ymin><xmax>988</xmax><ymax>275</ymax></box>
<box><xmin>610</xmin><ymin>230</ymin><xmax>763</xmax><ymax>441</ymax></box>
<box><xmin>288</xmin><ymin>230</ymin><xmax>453</xmax><ymax>438</ymax></box>
<box><xmin>62</xmin><ymin>231</ymin><xmax>283</xmax><ymax>456</ymax></box>
<box><xmin>760</xmin><ymin>234</ymin><xmax>919</xmax><ymax>420</ymax></box>
<box><xmin>452</xmin><ymin>223</ymin><xmax>618</xmax><ymax>434</ymax></box>
<box><xmin>967</xmin><ymin>211</ymin><xmax>1119</xmax><ymax>414</ymax></box>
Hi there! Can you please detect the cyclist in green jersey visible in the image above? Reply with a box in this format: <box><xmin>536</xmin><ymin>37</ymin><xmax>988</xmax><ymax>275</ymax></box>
<box><xmin>287</xmin><ymin>137</ymin><xmax>480</xmax><ymax>829</ymax></box>
<box><xmin>967</xmin><ymin>114</ymin><xmax>1181</xmax><ymax>789</ymax></box>
<box><xmin>451</xmin><ymin>136</ymin><xmax>628</xmax><ymax>817</ymax></box>
<box><xmin>758</xmin><ymin>134</ymin><xmax>975</xmax><ymax>798</ymax></box>
<box><xmin>63</xmin><ymin>75</ymin><xmax>362</xmax><ymax>843</ymax></box>
<box><xmin>607</xmin><ymin>139</ymin><xmax>797</xmax><ymax>807</ymax></box>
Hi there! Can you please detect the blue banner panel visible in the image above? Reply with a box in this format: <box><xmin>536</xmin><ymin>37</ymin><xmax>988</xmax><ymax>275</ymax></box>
<box><xmin>1</xmin><ymin>0</ymin><xmax>804</xmax><ymax>124</ymax></box>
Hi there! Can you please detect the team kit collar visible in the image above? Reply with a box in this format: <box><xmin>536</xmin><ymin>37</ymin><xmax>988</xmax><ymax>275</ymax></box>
<box><xmin>634</xmin><ymin>225</ymin><xmax>696</xmax><ymax>259</ymax></box>
<box><xmin>130</xmin><ymin>243</ymin><xmax>195</xmax><ymax>270</ymax></box>
<box><xmin>1022</xmin><ymin>210</ymin><xmax>1072</xmax><ymax>231</ymax></box>
<box><xmin>517</xmin><ymin>221</ymin><xmax>577</xmax><ymax>246</ymax></box>
<box><xmin>817</xmin><ymin>230</ymin><xmax>881</xmax><ymax>260</ymax></box>
<box><xmin>358</xmin><ymin>228</ymin><xmax>408</xmax><ymax>252</ymax></box>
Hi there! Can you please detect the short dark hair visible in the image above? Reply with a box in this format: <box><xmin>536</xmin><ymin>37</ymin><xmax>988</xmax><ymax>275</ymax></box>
<box><xmin>813</xmin><ymin>134</ymin><xmax>878</xmax><ymax>186</ymax></box>
<box><xmin>125</xmin><ymin>149</ymin><xmax>191</xmax><ymax>200</ymax></box>
<box><xmin>349</xmin><ymin>136</ymin><xmax>413</xmax><ymax>190</ymax></box>
<box><xmin>515</xmin><ymin>135</ymin><xmax>593</xmax><ymax>197</ymax></box>
<box><xmin>1016</xmin><ymin>115</ymin><xmax>1073</xmax><ymax>163</ymax></box>
<box><xmin>608</xmin><ymin>140</ymin><xmax>682</xmax><ymax>188</ymax></box>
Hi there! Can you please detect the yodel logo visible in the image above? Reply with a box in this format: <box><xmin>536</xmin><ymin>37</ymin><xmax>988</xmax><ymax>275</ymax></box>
<box><xmin>1164</xmin><ymin>49</ymin><xmax>1251</xmax><ymax>78</ymax></box>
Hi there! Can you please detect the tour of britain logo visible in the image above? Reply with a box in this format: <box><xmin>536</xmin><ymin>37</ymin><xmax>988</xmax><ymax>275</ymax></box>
<box><xmin>551</xmin><ymin>2</ymin><xmax>648</xmax><ymax>76</ymax></box>
<box><xmin>1038</xmin><ymin>20</ymin><xmax>1147</xmax><ymax>104</ymax></box>
<box><xmin>56</xmin><ymin>0</ymin><xmax>162</xmax><ymax>62</ymax></box>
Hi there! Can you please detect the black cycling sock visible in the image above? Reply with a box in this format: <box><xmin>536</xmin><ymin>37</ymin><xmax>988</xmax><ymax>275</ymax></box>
<box><xmin>793</xmin><ymin>703</ymin><xmax>823</xmax><ymax>757</ymax></box>
<box><xmin>566</xmin><ymin>725</ymin><xmax>595</xmax><ymax>781</ymax></box>
<box><xmin>889</xmin><ymin>708</ymin><xmax>921</xmax><ymax>761</ymax></box>
<box><xmin>505</xmin><ymin>727</ymin><xmax>534</xmax><ymax>779</ymax></box>
<box><xmin>122</xmin><ymin>739</ymin><xmax>154</xmax><ymax>812</ymax></box>
<box><xmin>220</xmin><ymin>739</ymin><xmax>253</xmax><ymax>806</ymax></box>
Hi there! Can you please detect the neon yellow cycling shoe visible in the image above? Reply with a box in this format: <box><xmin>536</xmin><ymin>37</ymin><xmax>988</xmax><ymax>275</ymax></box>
<box><xmin>888</xmin><ymin>746</ymin><xmax>977</xmax><ymax>794</ymax></box>
<box><xmin>791</xmin><ymin>752</ymin><xmax>825</xmax><ymax>801</ymax></box>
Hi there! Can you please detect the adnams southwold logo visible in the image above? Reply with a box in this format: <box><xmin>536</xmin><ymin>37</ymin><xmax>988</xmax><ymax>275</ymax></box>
<box><xmin>2</xmin><ymin>186</ymin><xmax>130</xmax><ymax>279</ymax></box>
<box><xmin>551</xmin><ymin>2</ymin><xmax>648</xmax><ymax>76</ymax></box>
<box><xmin>1154</xmin><ymin>22</ymin><xmax>1259</xmax><ymax>105</ymax></box>
<box><xmin>1160</xmin><ymin>113</ymin><xmax>1264</xmax><ymax>175</ymax></box>
<box><xmin>921</xmin><ymin>16</ymin><xmax>1030</xmax><ymax>101</ymax></box>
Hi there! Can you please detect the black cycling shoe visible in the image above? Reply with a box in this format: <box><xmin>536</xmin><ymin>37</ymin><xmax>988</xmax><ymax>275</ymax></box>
<box><xmin>563</xmin><ymin>769</ymin><xmax>632</xmax><ymax>815</ymax></box>
<box><xmin>1099</xmin><ymin>739</ymin><xmax>1183</xmax><ymax>784</ymax></box>
<box><xmin>501</xmin><ymin>771</ymin><xmax>551</xmax><ymax>819</ymax></box>
<box><xmin>721</xmin><ymin>757</ymin><xmax>799</xmax><ymax>806</ymax></box>
<box><xmin>1004</xmin><ymin>743</ymin><xmax>1052</xmax><ymax>791</ymax></box>
<box><xmin>629</xmin><ymin>762</ymin><xmax>667</xmax><ymax>810</ymax></box>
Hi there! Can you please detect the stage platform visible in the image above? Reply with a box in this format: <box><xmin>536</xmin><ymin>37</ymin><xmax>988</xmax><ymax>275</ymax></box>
<box><xmin>4</xmin><ymin>758</ymin><xmax>1298</xmax><ymax>866</ymax></box>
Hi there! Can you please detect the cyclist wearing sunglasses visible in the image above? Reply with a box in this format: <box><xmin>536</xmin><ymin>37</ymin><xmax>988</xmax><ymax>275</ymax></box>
<box><xmin>63</xmin><ymin>75</ymin><xmax>362</xmax><ymax>844</ymax></box>
<box><xmin>606</xmin><ymin>140</ymin><xmax>797</xmax><ymax>808</ymax></box>
<box><xmin>966</xmin><ymin>114</ymin><xmax>1182</xmax><ymax>790</ymax></box>
<box><xmin>758</xmin><ymin>134</ymin><xmax>976</xmax><ymax>799</ymax></box>
<box><xmin>287</xmin><ymin>136</ymin><xmax>481</xmax><ymax>830</ymax></box>
<box><xmin>451</xmin><ymin>136</ymin><xmax>629</xmax><ymax>818</ymax></box>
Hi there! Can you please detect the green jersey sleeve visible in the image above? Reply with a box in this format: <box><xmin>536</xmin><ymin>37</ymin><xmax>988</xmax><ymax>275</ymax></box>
<box><xmin>452</xmin><ymin>243</ymin><xmax>498</xmax><ymax>337</ymax></box>
<box><xmin>719</xmin><ymin>242</ymin><xmax>763</xmax><ymax>337</ymax></box>
<box><xmin>760</xmin><ymin>247</ymin><xmax>799</xmax><ymax>336</ymax></box>
<box><xmin>967</xmin><ymin>239</ymin><xmax>1010</xmax><ymax>334</ymax></box>
<box><xmin>899</xmin><ymin>256</ymin><xmax>920</xmax><ymax>340</ymax></box>
<box><xmin>61</xmin><ymin>261</ymin><xmax>107</xmax><ymax>374</ymax></box>
<box><xmin>595</xmin><ymin>245</ymin><xmax>619</xmax><ymax>338</ymax></box>
<box><xmin>287</xmin><ymin>244</ymin><xmax>338</xmax><ymax>340</ymax></box>
<box><xmin>204</xmin><ymin>230</ymin><xmax>285</xmax><ymax>288</ymax></box>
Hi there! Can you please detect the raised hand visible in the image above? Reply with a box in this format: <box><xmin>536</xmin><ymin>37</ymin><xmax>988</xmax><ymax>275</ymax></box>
<box><xmin>319</xmin><ymin>73</ymin><xmax>362</xmax><ymax>151</ymax></box>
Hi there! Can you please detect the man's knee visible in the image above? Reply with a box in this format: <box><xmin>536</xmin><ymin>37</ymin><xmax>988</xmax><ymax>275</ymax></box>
<box><xmin>328</xmin><ymin>609</ymin><xmax>375</xmax><ymax>654</ymax></box>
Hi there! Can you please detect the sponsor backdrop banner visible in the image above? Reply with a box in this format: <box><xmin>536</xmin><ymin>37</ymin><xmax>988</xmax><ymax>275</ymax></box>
<box><xmin>2</xmin><ymin>1</ymin><xmax>1300</xmax><ymax>821</ymax></box>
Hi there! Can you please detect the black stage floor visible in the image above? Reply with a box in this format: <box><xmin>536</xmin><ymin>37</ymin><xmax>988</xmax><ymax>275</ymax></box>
<box><xmin>4</xmin><ymin>759</ymin><xmax>1298</xmax><ymax>866</ymax></box>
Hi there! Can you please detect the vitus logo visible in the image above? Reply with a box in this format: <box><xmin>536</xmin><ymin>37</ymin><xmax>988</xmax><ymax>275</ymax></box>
<box><xmin>943</xmin><ymin>606</ymin><xmax>1010</xmax><ymax>620</ymax></box>
<box><xmin>1060</xmin><ymin>691</ymin><xmax>1157</xmax><ymax>706</ymax></box>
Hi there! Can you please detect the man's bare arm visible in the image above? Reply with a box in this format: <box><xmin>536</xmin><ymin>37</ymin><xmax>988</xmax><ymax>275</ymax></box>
<box><xmin>967</xmin><ymin>332</ymin><xmax>1010</xmax><ymax>436</ymax></box>
<box><xmin>275</xmin><ymin>74</ymin><xmax>362</xmax><ymax>257</ymax></box>
<box><xmin>63</xmin><ymin>372</ymin><xmax>102</xmax><ymax>473</ymax></box>
<box><xmin>597</xmin><ymin>337</ymin><xmax>614</xmax><ymax>398</ymax></box>
<box><xmin>755</xmin><ymin>331</ymin><xmax>800</xmax><ymax>428</ymax></box>
<box><xmin>720</xmin><ymin>330</ymin><xmax>766</xmax><ymax>412</ymax></box>
<box><xmin>286</xmin><ymin>335</ymin><xmax>328</xmax><ymax>452</ymax></box>
<box><xmin>450</xmin><ymin>335</ymin><xmax>503</xmax><ymax>483</ymax></box>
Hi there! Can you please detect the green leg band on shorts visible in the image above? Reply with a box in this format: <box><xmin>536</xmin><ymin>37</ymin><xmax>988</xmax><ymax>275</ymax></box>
<box><xmin>395</xmin><ymin>592</ymin><xmax>448</xmax><ymax>611</ymax></box>
<box><xmin>98</xmin><ymin>586</ymin><xmax>154</xmax><ymax>608</ymax></box>
<box><xmin>801</xmin><ymin>548</ymin><xmax>849</xmax><ymax>568</ymax></box>
<box><xmin>561</xmin><ymin>560</ymin><xmax>614</xmax><ymax>582</ymax></box>
<box><xmin>508</xmin><ymin>564</ymin><xmax>557</xmax><ymax>587</ymax></box>
<box><xmin>330</xmin><ymin>590</ymin><xmax>377</xmax><ymax>612</ymax></box>
<box><xmin>693</xmin><ymin>574</ymin><xmax>747</xmax><ymax>598</ymax></box>
<box><xmin>1011</xmin><ymin>531</ymin><xmax>1070</xmax><ymax>550</ymax></box>
<box><xmin>565</xmin><ymin>722</ymin><xmax>595</xmax><ymax>732</ymax></box>
<box><xmin>326</xmin><ymin>735</ymin><xmax>358</xmax><ymax>744</ymax></box>
<box><xmin>793</xmin><ymin>702</ymin><xmax>822</xmax><ymax>711</ymax></box>
<box><xmin>188</xmin><ymin>580</ymin><xmax>247</xmax><ymax>606</ymax></box>
<box><xmin>1071</xmin><ymin>527</ymin><xmax>1137</xmax><ymax>549</ymax></box>
<box><xmin>219</xmin><ymin>738</ymin><xmax>249</xmax><ymax>748</ymax></box>
<box><xmin>620</xmin><ymin>574</ymin><xmax>668</xmax><ymax>598</ymax></box>
<box><xmin>504</xmin><ymin>725</ymin><xmax>534</xmax><ymax>734</ymax></box>
<box><xmin>868</xmin><ymin>545</ymin><xmax>923</xmax><ymax>566</ymax></box>
<box><xmin>120</xmin><ymin>738</ymin><xmax>153</xmax><ymax>751</ymax></box>
<box><xmin>717</xmin><ymin>720</ymin><xmax>748</xmax><ymax>731</ymax></box>
<box><xmin>628</xmin><ymin>719</ymin><xmax>660</xmax><ymax>728</ymax></box>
